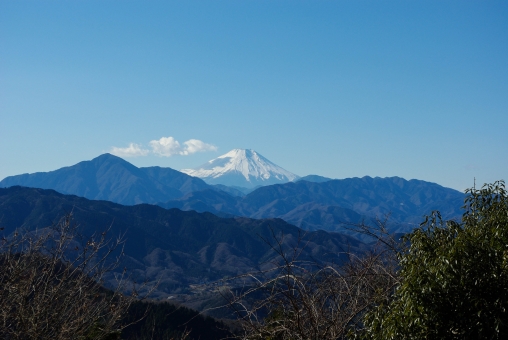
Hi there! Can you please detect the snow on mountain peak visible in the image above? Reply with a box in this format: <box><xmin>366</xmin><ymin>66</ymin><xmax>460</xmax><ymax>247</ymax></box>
<box><xmin>181</xmin><ymin>149</ymin><xmax>299</xmax><ymax>188</ymax></box>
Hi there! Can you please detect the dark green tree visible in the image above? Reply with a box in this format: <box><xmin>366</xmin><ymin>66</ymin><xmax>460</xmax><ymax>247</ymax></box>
<box><xmin>358</xmin><ymin>181</ymin><xmax>508</xmax><ymax>339</ymax></box>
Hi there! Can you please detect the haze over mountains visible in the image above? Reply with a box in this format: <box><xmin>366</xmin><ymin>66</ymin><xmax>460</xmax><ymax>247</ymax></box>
<box><xmin>162</xmin><ymin>176</ymin><xmax>464</xmax><ymax>236</ymax></box>
<box><xmin>0</xmin><ymin>151</ymin><xmax>465</xmax><ymax>236</ymax></box>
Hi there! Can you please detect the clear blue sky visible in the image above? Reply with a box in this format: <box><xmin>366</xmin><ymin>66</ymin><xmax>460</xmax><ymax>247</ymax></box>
<box><xmin>1</xmin><ymin>1</ymin><xmax>507</xmax><ymax>191</ymax></box>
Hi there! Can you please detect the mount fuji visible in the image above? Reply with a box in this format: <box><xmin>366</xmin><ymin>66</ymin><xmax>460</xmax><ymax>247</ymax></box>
<box><xmin>180</xmin><ymin>149</ymin><xmax>300</xmax><ymax>189</ymax></box>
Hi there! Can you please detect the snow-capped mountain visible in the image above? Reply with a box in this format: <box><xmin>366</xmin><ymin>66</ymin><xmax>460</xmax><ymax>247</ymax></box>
<box><xmin>180</xmin><ymin>149</ymin><xmax>300</xmax><ymax>188</ymax></box>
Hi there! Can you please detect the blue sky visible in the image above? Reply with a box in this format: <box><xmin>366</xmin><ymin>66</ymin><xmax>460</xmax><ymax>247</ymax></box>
<box><xmin>1</xmin><ymin>0</ymin><xmax>507</xmax><ymax>191</ymax></box>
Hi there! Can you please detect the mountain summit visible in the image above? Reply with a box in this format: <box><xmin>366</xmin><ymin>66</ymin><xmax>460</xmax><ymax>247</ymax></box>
<box><xmin>180</xmin><ymin>149</ymin><xmax>299</xmax><ymax>188</ymax></box>
<box><xmin>0</xmin><ymin>153</ymin><xmax>210</xmax><ymax>205</ymax></box>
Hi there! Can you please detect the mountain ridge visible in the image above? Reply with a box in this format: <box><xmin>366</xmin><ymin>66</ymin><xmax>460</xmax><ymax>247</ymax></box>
<box><xmin>161</xmin><ymin>176</ymin><xmax>465</xmax><ymax>237</ymax></box>
<box><xmin>0</xmin><ymin>153</ymin><xmax>211</xmax><ymax>205</ymax></box>
<box><xmin>1</xmin><ymin>154</ymin><xmax>464</xmax><ymax>236</ymax></box>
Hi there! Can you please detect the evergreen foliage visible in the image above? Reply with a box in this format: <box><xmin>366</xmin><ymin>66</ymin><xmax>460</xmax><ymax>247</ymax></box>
<box><xmin>358</xmin><ymin>181</ymin><xmax>508</xmax><ymax>339</ymax></box>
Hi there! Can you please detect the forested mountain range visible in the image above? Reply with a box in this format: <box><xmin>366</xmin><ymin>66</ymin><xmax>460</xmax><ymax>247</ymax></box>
<box><xmin>0</xmin><ymin>186</ymin><xmax>366</xmax><ymax>303</ymax></box>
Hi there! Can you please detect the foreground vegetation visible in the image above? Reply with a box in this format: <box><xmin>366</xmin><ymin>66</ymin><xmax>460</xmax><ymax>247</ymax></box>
<box><xmin>227</xmin><ymin>181</ymin><xmax>508</xmax><ymax>339</ymax></box>
<box><xmin>0</xmin><ymin>215</ymin><xmax>132</xmax><ymax>339</ymax></box>
<box><xmin>0</xmin><ymin>215</ymin><xmax>233</xmax><ymax>340</ymax></box>
<box><xmin>357</xmin><ymin>180</ymin><xmax>508</xmax><ymax>339</ymax></box>
<box><xmin>1</xmin><ymin>180</ymin><xmax>506</xmax><ymax>339</ymax></box>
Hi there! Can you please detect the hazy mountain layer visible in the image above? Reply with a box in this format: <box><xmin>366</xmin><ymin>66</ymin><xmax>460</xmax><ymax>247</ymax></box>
<box><xmin>162</xmin><ymin>176</ymin><xmax>465</xmax><ymax>235</ymax></box>
<box><xmin>296</xmin><ymin>175</ymin><xmax>334</xmax><ymax>183</ymax></box>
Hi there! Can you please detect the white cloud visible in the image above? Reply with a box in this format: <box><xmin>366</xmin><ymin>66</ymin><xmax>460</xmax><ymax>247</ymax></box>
<box><xmin>181</xmin><ymin>139</ymin><xmax>218</xmax><ymax>155</ymax></box>
<box><xmin>110</xmin><ymin>143</ymin><xmax>150</xmax><ymax>157</ymax></box>
<box><xmin>111</xmin><ymin>136</ymin><xmax>217</xmax><ymax>158</ymax></box>
<box><xmin>149</xmin><ymin>136</ymin><xmax>218</xmax><ymax>157</ymax></box>
<box><xmin>149</xmin><ymin>136</ymin><xmax>182</xmax><ymax>157</ymax></box>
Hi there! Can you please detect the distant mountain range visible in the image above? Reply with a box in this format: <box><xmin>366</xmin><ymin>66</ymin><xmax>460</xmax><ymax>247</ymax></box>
<box><xmin>161</xmin><ymin>176</ymin><xmax>465</xmax><ymax>236</ymax></box>
<box><xmin>181</xmin><ymin>149</ymin><xmax>299</xmax><ymax>188</ymax></box>
<box><xmin>0</xmin><ymin>153</ymin><xmax>465</xmax><ymax>236</ymax></box>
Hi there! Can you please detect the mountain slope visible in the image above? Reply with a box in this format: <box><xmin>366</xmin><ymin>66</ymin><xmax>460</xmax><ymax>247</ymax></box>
<box><xmin>140</xmin><ymin>166</ymin><xmax>210</xmax><ymax>195</ymax></box>
<box><xmin>238</xmin><ymin>176</ymin><xmax>464</xmax><ymax>224</ymax></box>
<box><xmin>161</xmin><ymin>189</ymin><xmax>241</xmax><ymax>217</ymax></box>
<box><xmin>0</xmin><ymin>154</ymin><xmax>211</xmax><ymax>205</ymax></box>
<box><xmin>181</xmin><ymin>149</ymin><xmax>299</xmax><ymax>188</ymax></box>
